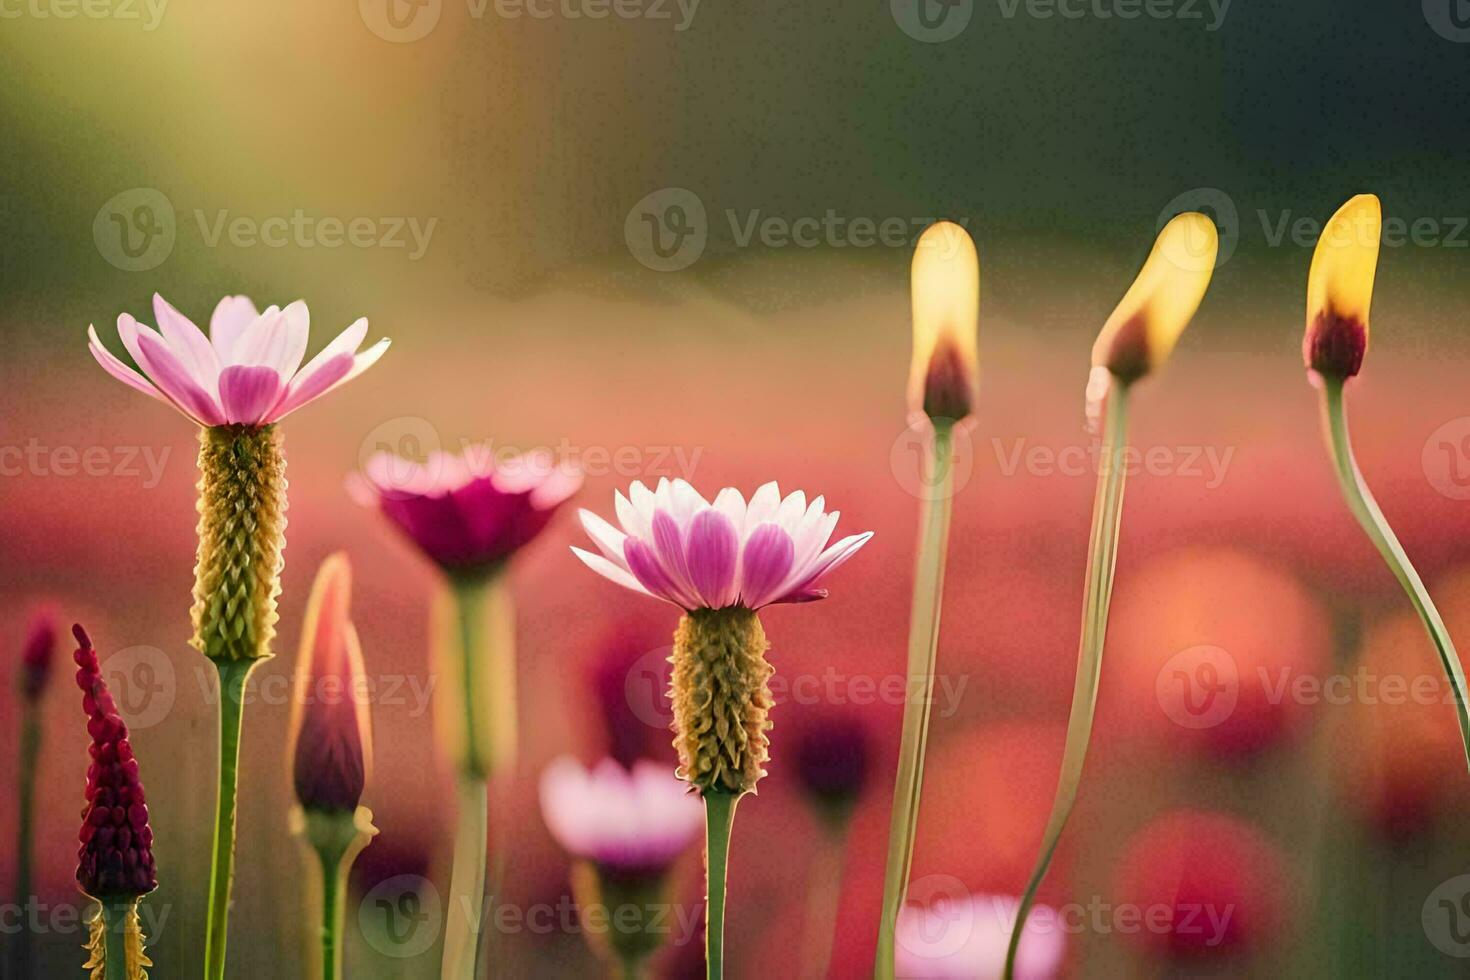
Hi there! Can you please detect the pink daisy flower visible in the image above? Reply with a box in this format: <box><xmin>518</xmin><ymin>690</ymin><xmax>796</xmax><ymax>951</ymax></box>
<box><xmin>350</xmin><ymin>446</ymin><xmax>581</xmax><ymax>576</ymax></box>
<box><xmin>539</xmin><ymin>756</ymin><xmax>703</xmax><ymax>876</ymax></box>
<box><xmin>572</xmin><ymin>479</ymin><xmax>873</xmax><ymax>610</ymax></box>
<box><xmin>896</xmin><ymin>893</ymin><xmax>1065</xmax><ymax>980</ymax></box>
<box><xmin>87</xmin><ymin>293</ymin><xmax>389</xmax><ymax>427</ymax></box>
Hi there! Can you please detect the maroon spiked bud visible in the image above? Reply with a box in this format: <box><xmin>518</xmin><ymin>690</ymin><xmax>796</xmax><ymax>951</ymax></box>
<box><xmin>73</xmin><ymin>624</ymin><xmax>157</xmax><ymax>900</ymax></box>
<box><xmin>19</xmin><ymin>607</ymin><xmax>57</xmax><ymax>700</ymax></box>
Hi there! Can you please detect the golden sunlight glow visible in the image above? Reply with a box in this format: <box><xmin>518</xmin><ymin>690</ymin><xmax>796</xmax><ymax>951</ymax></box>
<box><xmin>908</xmin><ymin>221</ymin><xmax>980</xmax><ymax>422</ymax></box>
<box><xmin>1092</xmin><ymin>212</ymin><xmax>1218</xmax><ymax>383</ymax></box>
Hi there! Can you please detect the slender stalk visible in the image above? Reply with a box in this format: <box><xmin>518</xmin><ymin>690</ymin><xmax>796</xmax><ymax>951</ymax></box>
<box><xmin>1320</xmin><ymin>377</ymin><xmax>1470</xmax><ymax>769</ymax></box>
<box><xmin>875</xmin><ymin>420</ymin><xmax>956</xmax><ymax>978</ymax></box>
<box><xmin>316</xmin><ymin>845</ymin><xmax>346</xmax><ymax>980</ymax></box>
<box><xmin>13</xmin><ymin>703</ymin><xmax>40</xmax><ymax>978</ymax></box>
<box><xmin>703</xmin><ymin>788</ymin><xmax>740</xmax><ymax>980</ymax></box>
<box><xmin>441</xmin><ymin>574</ymin><xmax>516</xmax><ymax>980</ymax></box>
<box><xmin>205</xmin><ymin>658</ymin><xmax>256</xmax><ymax>980</ymax></box>
<box><xmin>100</xmin><ymin>901</ymin><xmax>132</xmax><ymax>980</ymax></box>
<box><xmin>799</xmin><ymin>825</ymin><xmax>849</xmax><ymax>980</ymax></box>
<box><xmin>1003</xmin><ymin>384</ymin><xmax>1132</xmax><ymax>980</ymax></box>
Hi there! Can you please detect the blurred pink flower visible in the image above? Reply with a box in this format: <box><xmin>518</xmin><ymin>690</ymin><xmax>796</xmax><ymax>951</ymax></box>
<box><xmin>18</xmin><ymin>606</ymin><xmax>57</xmax><ymax>700</ymax></box>
<box><xmin>895</xmin><ymin>893</ymin><xmax>1065</xmax><ymax>980</ymax></box>
<box><xmin>289</xmin><ymin>553</ymin><xmax>372</xmax><ymax>814</ymax></box>
<box><xmin>351</xmin><ymin>447</ymin><xmax>580</xmax><ymax>576</ymax></box>
<box><xmin>573</xmin><ymin>479</ymin><xmax>873</xmax><ymax>610</ymax></box>
<box><xmin>538</xmin><ymin>756</ymin><xmax>702</xmax><ymax>876</ymax></box>
<box><xmin>88</xmin><ymin>293</ymin><xmax>389</xmax><ymax>427</ymax></box>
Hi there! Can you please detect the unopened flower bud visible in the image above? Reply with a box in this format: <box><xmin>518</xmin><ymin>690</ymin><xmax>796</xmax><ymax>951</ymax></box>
<box><xmin>909</xmin><ymin>221</ymin><xmax>979</xmax><ymax>425</ymax></box>
<box><xmin>1304</xmin><ymin>194</ymin><xmax>1380</xmax><ymax>381</ymax></box>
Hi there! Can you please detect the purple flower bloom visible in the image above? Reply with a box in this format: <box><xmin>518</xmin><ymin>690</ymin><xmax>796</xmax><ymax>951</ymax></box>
<box><xmin>18</xmin><ymin>607</ymin><xmax>57</xmax><ymax>701</ymax></box>
<box><xmin>73</xmin><ymin>625</ymin><xmax>157</xmax><ymax>900</ymax></box>
<box><xmin>573</xmin><ymin>479</ymin><xmax>873</xmax><ymax>610</ymax></box>
<box><xmin>539</xmin><ymin>756</ymin><xmax>702</xmax><ymax>878</ymax></box>
<box><xmin>88</xmin><ymin>294</ymin><xmax>389</xmax><ymax>427</ymax></box>
<box><xmin>792</xmin><ymin>713</ymin><xmax>873</xmax><ymax>816</ymax></box>
<box><xmin>896</xmin><ymin>893</ymin><xmax>1065</xmax><ymax>980</ymax></box>
<box><xmin>289</xmin><ymin>554</ymin><xmax>372</xmax><ymax>814</ymax></box>
<box><xmin>351</xmin><ymin>447</ymin><xmax>581</xmax><ymax>576</ymax></box>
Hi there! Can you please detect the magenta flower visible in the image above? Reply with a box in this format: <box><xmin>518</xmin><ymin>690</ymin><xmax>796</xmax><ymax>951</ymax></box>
<box><xmin>351</xmin><ymin>447</ymin><xmax>581</xmax><ymax>576</ymax></box>
<box><xmin>572</xmin><ymin>479</ymin><xmax>873</xmax><ymax>610</ymax></box>
<box><xmin>539</xmin><ymin>756</ymin><xmax>702</xmax><ymax>877</ymax></box>
<box><xmin>18</xmin><ymin>607</ymin><xmax>57</xmax><ymax>701</ymax></box>
<box><xmin>896</xmin><ymin>893</ymin><xmax>1065</xmax><ymax>980</ymax></box>
<box><xmin>87</xmin><ymin>294</ymin><xmax>389</xmax><ymax>427</ymax></box>
<box><xmin>72</xmin><ymin>625</ymin><xmax>157</xmax><ymax>901</ymax></box>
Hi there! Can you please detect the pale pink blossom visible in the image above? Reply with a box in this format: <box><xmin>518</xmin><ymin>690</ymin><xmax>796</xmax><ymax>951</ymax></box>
<box><xmin>573</xmin><ymin>479</ymin><xmax>873</xmax><ymax>610</ymax></box>
<box><xmin>539</xmin><ymin>756</ymin><xmax>702</xmax><ymax>874</ymax></box>
<box><xmin>88</xmin><ymin>294</ymin><xmax>389</xmax><ymax>427</ymax></box>
<box><xmin>896</xmin><ymin>893</ymin><xmax>1066</xmax><ymax>980</ymax></box>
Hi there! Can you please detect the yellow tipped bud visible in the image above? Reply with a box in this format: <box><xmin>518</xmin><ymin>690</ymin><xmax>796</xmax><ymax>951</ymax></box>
<box><xmin>1092</xmin><ymin>212</ymin><xmax>1218</xmax><ymax>384</ymax></box>
<box><xmin>908</xmin><ymin>221</ymin><xmax>979</xmax><ymax>424</ymax></box>
<box><xmin>1304</xmin><ymin>194</ymin><xmax>1380</xmax><ymax>380</ymax></box>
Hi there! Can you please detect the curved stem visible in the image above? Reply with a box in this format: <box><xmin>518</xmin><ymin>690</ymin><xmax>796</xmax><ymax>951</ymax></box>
<box><xmin>703</xmin><ymin>788</ymin><xmax>740</xmax><ymax>980</ymax></box>
<box><xmin>205</xmin><ymin>658</ymin><xmax>256</xmax><ymax>980</ymax></box>
<box><xmin>442</xmin><ymin>776</ymin><xmax>489</xmax><ymax>980</ymax></box>
<box><xmin>1321</xmin><ymin>378</ymin><xmax>1470</xmax><ymax>770</ymax></box>
<box><xmin>1003</xmin><ymin>383</ymin><xmax>1131</xmax><ymax>980</ymax></box>
<box><xmin>875</xmin><ymin>421</ymin><xmax>956</xmax><ymax>978</ymax></box>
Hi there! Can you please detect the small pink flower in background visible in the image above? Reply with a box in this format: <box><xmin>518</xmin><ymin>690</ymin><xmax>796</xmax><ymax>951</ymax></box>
<box><xmin>539</xmin><ymin>756</ymin><xmax>702</xmax><ymax>876</ymax></box>
<box><xmin>73</xmin><ymin>625</ymin><xmax>157</xmax><ymax>900</ymax></box>
<box><xmin>288</xmin><ymin>553</ymin><xmax>372</xmax><ymax>814</ymax></box>
<box><xmin>351</xmin><ymin>447</ymin><xmax>581</xmax><ymax>576</ymax></box>
<box><xmin>572</xmin><ymin>479</ymin><xmax>873</xmax><ymax>610</ymax></box>
<box><xmin>18</xmin><ymin>606</ymin><xmax>57</xmax><ymax>700</ymax></box>
<box><xmin>88</xmin><ymin>293</ymin><xmax>390</xmax><ymax>427</ymax></box>
<box><xmin>896</xmin><ymin>893</ymin><xmax>1065</xmax><ymax>980</ymax></box>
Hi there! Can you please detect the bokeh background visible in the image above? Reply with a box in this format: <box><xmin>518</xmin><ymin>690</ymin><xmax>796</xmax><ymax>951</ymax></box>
<box><xmin>6</xmin><ymin>1</ymin><xmax>1470</xmax><ymax>976</ymax></box>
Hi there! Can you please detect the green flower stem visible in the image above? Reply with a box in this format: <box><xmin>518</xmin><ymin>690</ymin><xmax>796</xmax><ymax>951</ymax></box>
<box><xmin>703</xmin><ymin>788</ymin><xmax>740</xmax><ymax>980</ymax></box>
<box><xmin>300</xmin><ymin>807</ymin><xmax>378</xmax><ymax>980</ymax></box>
<box><xmin>798</xmin><ymin>824</ymin><xmax>848</xmax><ymax>980</ymax></box>
<box><xmin>1321</xmin><ymin>377</ymin><xmax>1470</xmax><ymax>770</ymax></box>
<box><xmin>205</xmin><ymin>658</ymin><xmax>256</xmax><ymax>980</ymax></box>
<box><xmin>318</xmin><ymin>847</ymin><xmax>344</xmax><ymax>980</ymax></box>
<box><xmin>1003</xmin><ymin>383</ymin><xmax>1132</xmax><ymax>980</ymax></box>
<box><xmin>13</xmin><ymin>701</ymin><xmax>40</xmax><ymax>978</ymax></box>
<box><xmin>875</xmin><ymin>420</ymin><xmax>956</xmax><ymax>979</ymax></box>
<box><xmin>441</xmin><ymin>574</ymin><xmax>515</xmax><ymax>980</ymax></box>
<box><xmin>100</xmin><ymin>900</ymin><xmax>133</xmax><ymax>980</ymax></box>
